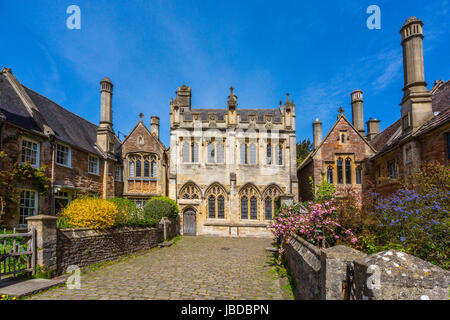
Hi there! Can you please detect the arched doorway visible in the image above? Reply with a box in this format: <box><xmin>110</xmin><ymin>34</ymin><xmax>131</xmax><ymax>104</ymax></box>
<box><xmin>183</xmin><ymin>209</ymin><xmax>196</xmax><ymax>236</ymax></box>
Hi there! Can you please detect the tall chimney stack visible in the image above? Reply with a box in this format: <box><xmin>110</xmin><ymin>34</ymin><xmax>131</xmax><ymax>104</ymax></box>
<box><xmin>399</xmin><ymin>17</ymin><xmax>432</xmax><ymax>132</ymax></box>
<box><xmin>366</xmin><ymin>118</ymin><xmax>380</xmax><ymax>141</ymax></box>
<box><xmin>97</xmin><ymin>77</ymin><xmax>115</xmax><ymax>154</ymax></box>
<box><xmin>313</xmin><ymin>118</ymin><xmax>322</xmax><ymax>150</ymax></box>
<box><xmin>351</xmin><ymin>90</ymin><xmax>365</xmax><ymax>135</ymax></box>
<box><xmin>99</xmin><ymin>77</ymin><xmax>113</xmax><ymax>129</ymax></box>
<box><xmin>151</xmin><ymin>116</ymin><xmax>160</xmax><ymax>140</ymax></box>
<box><xmin>176</xmin><ymin>84</ymin><xmax>191</xmax><ymax>113</ymax></box>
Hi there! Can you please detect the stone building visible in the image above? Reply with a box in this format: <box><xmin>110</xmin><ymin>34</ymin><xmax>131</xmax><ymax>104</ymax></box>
<box><xmin>0</xmin><ymin>69</ymin><xmax>122</xmax><ymax>227</ymax></box>
<box><xmin>297</xmin><ymin>16</ymin><xmax>449</xmax><ymax>201</ymax></box>
<box><xmin>168</xmin><ymin>85</ymin><xmax>298</xmax><ymax>237</ymax></box>
<box><xmin>297</xmin><ymin>102</ymin><xmax>377</xmax><ymax>202</ymax></box>
<box><xmin>120</xmin><ymin>114</ymin><xmax>169</xmax><ymax>208</ymax></box>
<box><xmin>0</xmin><ymin>67</ymin><xmax>170</xmax><ymax>228</ymax></box>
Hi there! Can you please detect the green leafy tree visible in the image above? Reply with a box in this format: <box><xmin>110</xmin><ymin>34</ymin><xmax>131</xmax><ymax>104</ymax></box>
<box><xmin>296</xmin><ymin>139</ymin><xmax>313</xmax><ymax>166</ymax></box>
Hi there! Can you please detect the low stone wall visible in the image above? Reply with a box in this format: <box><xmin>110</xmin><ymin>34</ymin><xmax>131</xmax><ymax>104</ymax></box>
<box><xmin>56</xmin><ymin>227</ymin><xmax>161</xmax><ymax>274</ymax></box>
<box><xmin>285</xmin><ymin>234</ymin><xmax>450</xmax><ymax>300</ymax></box>
<box><xmin>284</xmin><ymin>235</ymin><xmax>322</xmax><ymax>299</ymax></box>
<box><xmin>26</xmin><ymin>215</ymin><xmax>179</xmax><ymax>276</ymax></box>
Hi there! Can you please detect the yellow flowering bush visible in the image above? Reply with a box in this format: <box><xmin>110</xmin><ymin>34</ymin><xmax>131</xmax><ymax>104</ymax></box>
<box><xmin>60</xmin><ymin>197</ymin><xmax>120</xmax><ymax>230</ymax></box>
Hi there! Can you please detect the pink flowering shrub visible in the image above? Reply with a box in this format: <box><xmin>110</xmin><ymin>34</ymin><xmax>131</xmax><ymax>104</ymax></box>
<box><xmin>268</xmin><ymin>201</ymin><xmax>357</xmax><ymax>264</ymax></box>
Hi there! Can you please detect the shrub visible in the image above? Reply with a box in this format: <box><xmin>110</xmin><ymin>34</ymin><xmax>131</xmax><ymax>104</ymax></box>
<box><xmin>109</xmin><ymin>197</ymin><xmax>142</xmax><ymax>223</ymax></box>
<box><xmin>143</xmin><ymin>196</ymin><xmax>179</xmax><ymax>222</ymax></box>
<box><xmin>60</xmin><ymin>197</ymin><xmax>119</xmax><ymax>230</ymax></box>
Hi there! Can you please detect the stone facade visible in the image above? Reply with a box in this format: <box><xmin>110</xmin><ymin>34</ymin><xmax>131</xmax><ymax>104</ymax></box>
<box><xmin>169</xmin><ymin>85</ymin><xmax>297</xmax><ymax>237</ymax></box>
<box><xmin>297</xmin><ymin>107</ymin><xmax>376</xmax><ymax>202</ymax></box>
<box><xmin>120</xmin><ymin>114</ymin><xmax>169</xmax><ymax>208</ymax></box>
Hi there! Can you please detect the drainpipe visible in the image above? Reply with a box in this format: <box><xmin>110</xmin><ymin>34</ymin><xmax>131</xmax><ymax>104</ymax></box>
<box><xmin>49</xmin><ymin>135</ymin><xmax>56</xmax><ymax>215</ymax></box>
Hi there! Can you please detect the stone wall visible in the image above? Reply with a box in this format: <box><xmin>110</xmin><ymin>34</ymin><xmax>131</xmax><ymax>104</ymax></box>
<box><xmin>285</xmin><ymin>234</ymin><xmax>449</xmax><ymax>300</ymax></box>
<box><xmin>56</xmin><ymin>227</ymin><xmax>161</xmax><ymax>274</ymax></box>
<box><xmin>284</xmin><ymin>235</ymin><xmax>322</xmax><ymax>299</ymax></box>
<box><xmin>27</xmin><ymin>215</ymin><xmax>179</xmax><ymax>275</ymax></box>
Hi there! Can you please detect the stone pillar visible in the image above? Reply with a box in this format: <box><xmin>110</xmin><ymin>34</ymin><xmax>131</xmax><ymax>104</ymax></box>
<box><xmin>26</xmin><ymin>215</ymin><xmax>58</xmax><ymax>273</ymax></box>
<box><xmin>159</xmin><ymin>217</ymin><xmax>170</xmax><ymax>241</ymax></box>
<box><xmin>354</xmin><ymin>250</ymin><xmax>450</xmax><ymax>300</ymax></box>
<box><xmin>366</xmin><ymin>118</ymin><xmax>380</xmax><ymax>141</ymax></box>
<box><xmin>320</xmin><ymin>245</ymin><xmax>367</xmax><ymax>300</ymax></box>
<box><xmin>151</xmin><ymin>116</ymin><xmax>160</xmax><ymax>139</ymax></box>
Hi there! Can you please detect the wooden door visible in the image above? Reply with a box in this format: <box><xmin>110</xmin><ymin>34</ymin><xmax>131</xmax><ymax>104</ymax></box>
<box><xmin>183</xmin><ymin>209</ymin><xmax>196</xmax><ymax>236</ymax></box>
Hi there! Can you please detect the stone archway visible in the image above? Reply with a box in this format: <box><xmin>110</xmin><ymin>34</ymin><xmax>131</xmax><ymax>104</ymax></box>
<box><xmin>183</xmin><ymin>208</ymin><xmax>197</xmax><ymax>236</ymax></box>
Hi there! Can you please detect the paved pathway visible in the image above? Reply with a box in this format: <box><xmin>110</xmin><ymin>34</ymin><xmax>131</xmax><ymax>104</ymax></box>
<box><xmin>29</xmin><ymin>236</ymin><xmax>285</xmax><ymax>300</ymax></box>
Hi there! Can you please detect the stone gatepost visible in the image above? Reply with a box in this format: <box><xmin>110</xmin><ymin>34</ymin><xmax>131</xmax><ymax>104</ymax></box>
<box><xmin>354</xmin><ymin>250</ymin><xmax>450</xmax><ymax>300</ymax></box>
<box><xmin>26</xmin><ymin>215</ymin><xmax>58</xmax><ymax>273</ymax></box>
<box><xmin>320</xmin><ymin>245</ymin><xmax>367</xmax><ymax>300</ymax></box>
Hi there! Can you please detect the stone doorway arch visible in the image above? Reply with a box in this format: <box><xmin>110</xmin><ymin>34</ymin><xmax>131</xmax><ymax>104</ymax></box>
<box><xmin>183</xmin><ymin>208</ymin><xmax>197</xmax><ymax>236</ymax></box>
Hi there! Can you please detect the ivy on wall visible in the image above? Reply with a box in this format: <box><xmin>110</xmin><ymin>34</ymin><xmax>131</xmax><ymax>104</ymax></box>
<box><xmin>0</xmin><ymin>133</ymin><xmax>50</xmax><ymax>226</ymax></box>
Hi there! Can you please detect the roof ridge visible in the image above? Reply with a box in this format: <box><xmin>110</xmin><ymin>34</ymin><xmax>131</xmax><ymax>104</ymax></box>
<box><xmin>22</xmin><ymin>84</ymin><xmax>100</xmax><ymax>129</ymax></box>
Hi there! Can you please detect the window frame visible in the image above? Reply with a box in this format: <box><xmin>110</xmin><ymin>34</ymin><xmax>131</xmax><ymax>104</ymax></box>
<box><xmin>327</xmin><ymin>166</ymin><xmax>334</xmax><ymax>184</ymax></box>
<box><xmin>21</xmin><ymin>137</ymin><xmax>40</xmax><ymax>169</ymax></box>
<box><xmin>337</xmin><ymin>158</ymin><xmax>343</xmax><ymax>184</ymax></box>
<box><xmin>345</xmin><ymin>158</ymin><xmax>352</xmax><ymax>185</ymax></box>
<box><xmin>19</xmin><ymin>189</ymin><xmax>38</xmax><ymax>226</ymax></box>
<box><xmin>114</xmin><ymin>166</ymin><xmax>122</xmax><ymax>181</ymax></box>
<box><xmin>356</xmin><ymin>166</ymin><xmax>362</xmax><ymax>185</ymax></box>
<box><xmin>55</xmin><ymin>143</ymin><xmax>71</xmax><ymax>167</ymax></box>
<box><xmin>88</xmin><ymin>155</ymin><xmax>100</xmax><ymax>175</ymax></box>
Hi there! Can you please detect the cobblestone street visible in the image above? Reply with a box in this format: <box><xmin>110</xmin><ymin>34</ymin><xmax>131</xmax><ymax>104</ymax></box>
<box><xmin>29</xmin><ymin>236</ymin><xmax>286</xmax><ymax>300</ymax></box>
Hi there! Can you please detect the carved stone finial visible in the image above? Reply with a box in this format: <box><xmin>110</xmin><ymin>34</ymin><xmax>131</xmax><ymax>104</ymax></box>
<box><xmin>139</xmin><ymin>113</ymin><xmax>144</xmax><ymax>120</ymax></box>
<box><xmin>228</xmin><ymin>86</ymin><xmax>237</xmax><ymax>109</ymax></box>
<box><xmin>286</xmin><ymin>93</ymin><xmax>290</xmax><ymax>102</ymax></box>
<box><xmin>338</xmin><ymin>106</ymin><xmax>344</xmax><ymax>114</ymax></box>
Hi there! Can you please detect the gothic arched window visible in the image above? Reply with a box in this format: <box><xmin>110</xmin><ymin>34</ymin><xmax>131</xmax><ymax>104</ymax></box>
<box><xmin>218</xmin><ymin>196</ymin><xmax>225</xmax><ymax>219</ymax></box>
<box><xmin>263</xmin><ymin>184</ymin><xmax>282</xmax><ymax>220</ymax></box>
<box><xmin>206</xmin><ymin>184</ymin><xmax>226</xmax><ymax>219</ymax></box>
<box><xmin>144</xmin><ymin>160</ymin><xmax>150</xmax><ymax>177</ymax></box>
<box><xmin>265</xmin><ymin>197</ymin><xmax>272</xmax><ymax>220</ymax></box>
<box><xmin>136</xmin><ymin>159</ymin><xmax>141</xmax><ymax>177</ymax></box>
<box><xmin>208</xmin><ymin>195</ymin><xmax>216</xmax><ymax>218</ymax></box>
<box><xmin>216</xmin><ymin>142</ymin><xmax>224</xmax><ymax>164</ymax></box>
<box><xmin>356</xmin><ymin>166</ymin><xmax>362</xmax><ymax>185</ymax></box>
<box><xmin>250</xmin><ymin>196</ymin><xmax>258</xmax><ymax>219</ymax></box>
<box><xmin>179</xmin><ymin>183</ymin><xmax>201</xmax><ymax>200</ymax></box>
<box><xmin>337</xmin><ymin>158</ymin><xmax>343</xmax><ymax>184</ymax></box>
<box><xmin>182</xmin><ymin>142</ymin><xmax>189</xmax><ymax>163</ymax></box>
<box><xmin>276</xmin><ymin>144</ymin><xmax>282</xmax><ymax>165</ymax></box>
<box><xmin>240</xmin><ymin>143</ymin><xmax>248</xmax><ymax>164</ymax></box>
<box><xmin>266</xmin><ymin>144</ymin><xmax>272</xmax><ymax>165</ymax></box>
<box><xmin>249</xmin><ymin>143</ymin><xmax>257</xmax><ymax>164</ymax></box>
<box><xmin>191</xmin><ymin>142</ymin><xmax>199</xmax><ymax>163</ymax></box>
<box><xmin>345</xmin><ymin>158</ymin><xmax>352</xmax><ymax>184</ymax></box>
<box><xmin>129</xmin><ymin>161</ymin><xmax>135</xmax><ymax>177</ymax></box>
<box><xmin>207</xmin><ymin>143</ymin><xmax>215</xmax><ymax>163</ymax></box>
<box><xmin>327</xmin><ymin>166</ymin><xmax>333</xmax><ymax>184</ymax></box>
<box><xmin>241</xmin><ymin>196</ymin><xmax>248</xmax><ymax>219</ymax></box>
<box><xmin>151</xmin><ymin>161</ymin><xmax>157</xmax><ymax>177</ymax></box>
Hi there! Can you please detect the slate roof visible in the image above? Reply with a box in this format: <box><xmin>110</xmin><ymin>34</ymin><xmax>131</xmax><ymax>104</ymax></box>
<box><xmin>183</xmin><ymin>108</ymin><xmax>282</xmax><ymax>122</ymax></box>
<box><xmin>370</xmin><ymin>80</ymin><xmax>450</xmax><ymax>156</ymax></box>
<box><xmin>0</xmin><ymin>70</ymin><xmax>121</xmax><ymax>158</ymax></box>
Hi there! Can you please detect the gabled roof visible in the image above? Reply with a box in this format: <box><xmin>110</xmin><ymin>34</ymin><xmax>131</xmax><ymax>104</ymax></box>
<box><xmin>0</xmin><ymin>68</ymin><xmax>121</xmax><ymax>157</ymax></box>
<box><xmin>370</xmin><ymin>80</ymin><xmax>450</xmax><ymax>157</ymax></box>
<box><xmin>121</xmin><ymin>119</ymin><xmax>166</xmax><ymax>151</ymax></box>
<box><xmin>297</xmin><ymin>113</ymin><xmax>376</xmax><ymax>171</ymax></box>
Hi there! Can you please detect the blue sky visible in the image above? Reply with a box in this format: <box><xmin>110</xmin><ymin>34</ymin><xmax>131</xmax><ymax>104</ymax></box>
<box><xmin>0</xmin><ymin>0</ymin><xmax>449</xmax><ymax>146</ymax></box>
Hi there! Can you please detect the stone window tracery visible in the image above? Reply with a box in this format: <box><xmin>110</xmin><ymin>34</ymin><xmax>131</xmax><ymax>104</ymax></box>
<box><xmin>240</xmin><ymin>184</ymin><xmax>259</xmax><ymax>220</ymax></box>
<box><xmin>179</xmin><ymin>182</ymin><xmax>201</xmax><ymax>200</ymax></box>
<box><xmin>206</xmin><ymin>184</ymin><xmax>226</xmax><ymax>219</ymax></box>
<box><xmin>263</xmin><ymin>185</ymin><xmax>282</xmax><ymax>220</ymax></box>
